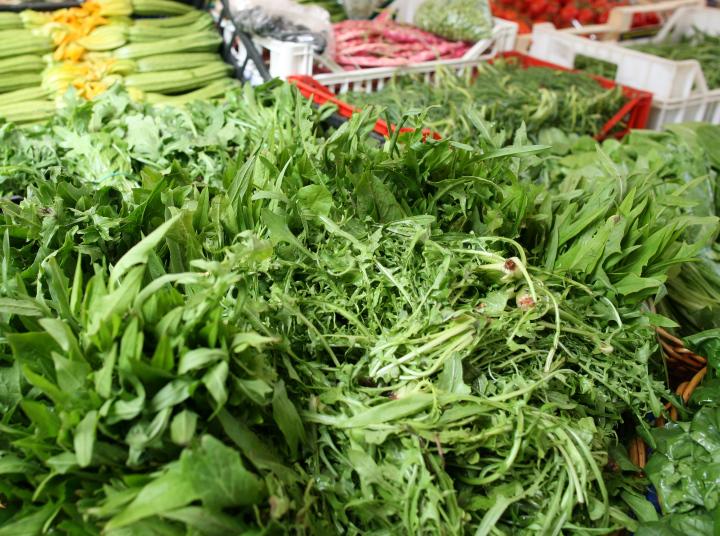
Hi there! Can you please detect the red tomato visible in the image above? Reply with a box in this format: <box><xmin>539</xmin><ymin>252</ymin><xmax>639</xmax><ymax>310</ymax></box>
<box><xmin>545</xmin><ymin>1</ymin><xmax>560</xmax><ymax>16</ymax></box>
<box><xmin>632</xmin><ymin>12</ymin><xmax>647</xmax><ymax>27</ymax></box>
<box><xmin>529</xmin><ymin>0</ymin><xmax>549</xmax><ymax>16</ymax></box>
<box><xmin>645</xmin><ymin>12</ymin><xmax>661</xmax><ymax>25</ymax></box>
<box><xmin>577</xmin><ymin>7</ymin><xmax>595</xmax><ymax>24</ymax></box>
<box><xmin>596</xmin><ymin>10</ymin><xmax>609</xmax><ymax>23</ymax></box>
<box><xmin>559</xmin><ymin>4</ymin><xmax>580</xmax><ymax>22</ymax></box>
<box><xmin>593</xmin><ymin>1</ymin><xmax>610</xmax><ymax>14</ymax></box>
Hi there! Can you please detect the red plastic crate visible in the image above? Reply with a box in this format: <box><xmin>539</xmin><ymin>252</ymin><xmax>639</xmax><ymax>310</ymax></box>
<box><xmin>288</xmin><ymin>75</ymin><xmax>442</xmax><ymax>142</ymax></box>
<box><xmin>290</xmin><ymin>51</ymin><xmax>652</xmax><ymax>142</ymax></box>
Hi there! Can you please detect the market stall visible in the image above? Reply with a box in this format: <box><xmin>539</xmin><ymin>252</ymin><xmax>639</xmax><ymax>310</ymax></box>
<box><xmin>0</xmin><ymin>1</ymin><xmax>718</xmax><ymax>535</ymax></box>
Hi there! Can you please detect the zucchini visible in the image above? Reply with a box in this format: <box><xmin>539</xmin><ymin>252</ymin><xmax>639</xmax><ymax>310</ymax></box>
<box><xmin>0</xmin><ymin>99</ymin><xmax>56</xmax><ymax>124</ymax></box>
<box><xmin>129</xmin><ymin>9</ymin><xmax>203</xmax><ymax>27</ymax></box>
<box><xmin>96</xmin><ymin>0</ymin><xmax>133</xmax><ymax>16</ymax></box>
<box><xmin>0</xmin><ymin>55</ymin><xmax>46</xmax><ymax>75</ymax></box>
<box><xmin>123</xmin><ymin>62</ymin><xmax>232</xmax><ymax>93</ymax></box>
<box><xmin>76</xmin><ymin>25</ymin><xmax>127</xmax><ymax>51</ymax></box>
<box><xmin>0</xmin><ymin>13</ymin><xmax>23</xmax><ymax>31</ymax></box>
<box><xmin>0</xmin><ymin>86</ymin><xmax>50</xmax><ymax>106</ymax></box>
<box><xmin>134</xmin><ymin>52</ymin><xmax>221</xmax><ymax>72</ymax></box>
<box><xmin>127</xmin><ymin>12</ymin><xmax>213</xmax><ymax>42</ymax></box>
<box><xmin>130</xmin><ymin>0</ymin><xmax>194</xmax><ymax>15</ymax></box>
<box><xmin>0</xmin><ymin>37</ymin><xmax>54</xmax><ymax>59</ymax></box>
<box><xmin>113</xmin><ymin>31</ymin><xmax>222</xmax><ymax>59</ymax></box>
<box><xmin>0</xmin><ymin>29</ymin><xmax>39</xmax><ymax>40</ymax></box>
<box><xmin>0</xmin><ymin>73</ymin><xmax>43</xmax><ymax>93</ymax></box>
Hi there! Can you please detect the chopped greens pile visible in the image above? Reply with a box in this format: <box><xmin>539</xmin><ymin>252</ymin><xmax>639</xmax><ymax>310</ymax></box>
<box><xmin>0</xmin><ymin>81</ymin><xmax>718</xmax><ymax>535</ymax></box>
<box><xmin>344</xmin><ymin>57</ymin><xmax>629</xmax><ymax>143</ymax></box>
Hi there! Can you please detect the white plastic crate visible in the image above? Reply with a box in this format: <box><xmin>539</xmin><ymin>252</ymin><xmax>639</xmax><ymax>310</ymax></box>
<box><xmin>528</xmin><ymin>7</ymin><xmax>720</xmax><ymax>128</ymax></box>
<box><xmin>311</xmin><ymin>57</ymin><xmax>481</xmax><ymax>95</ymax></box>
<box><xmin>237</xmin><ymin>0</ymin><xmax>517</xmax><ymax>81</ymax></box>
<box><xmin>252</xmin><ymin>37</ymin><xmax>314</xmax><ymax>81</ymax></box>
<box><xmin>649</xmin><ymin>94</ymin><xmax>708</xmax><ymax>128</ymax></box>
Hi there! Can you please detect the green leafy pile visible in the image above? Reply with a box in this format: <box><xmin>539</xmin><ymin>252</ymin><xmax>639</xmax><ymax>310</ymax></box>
<box><xmin>536</xmin><ymin>124</ymin><xmax>720</xmax><ymax>336</ymax></box>
<box><xmin>344</xmin><ymin>56</ymin><xmax>629</xmax><ymax>143</ymax></box>
<box><xmin>0</xmin><ymin>82</ymin><xmax>338</xmax><ymax>197</ymax></box>
<box><xmin>0</xmin><ymin>86</ymin><xmax>715</xmax><ymax>535</ymax></box>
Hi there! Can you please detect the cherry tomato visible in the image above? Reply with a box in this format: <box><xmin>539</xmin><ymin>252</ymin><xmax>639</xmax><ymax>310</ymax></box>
<box><xmin>545</xmin><ymin>1</ymin><xmax>560</xmax><ymax>16</ymax></box>
<box><xmin>645</xmin><ymin>12</ymin><xmax>661</xmax><ymax>25</ymax></box>
<box><xmin>529</xmin><ymin>0</ymin><xmax>549</xmax><ymax>16</ymax></box>
<box><xmin>577</xmin><ymin>7</ymin><xmax>595</xmax><ymax>24</ymax></box>
<box><xmin>632</xmin><ymin>12</ymin><xmax>647</xmax><ymax>27</ymax></box>
<box><xmin>559</xmin><ymin>4</ymin><xmax>580</xmax><ymax>22</ymax></box>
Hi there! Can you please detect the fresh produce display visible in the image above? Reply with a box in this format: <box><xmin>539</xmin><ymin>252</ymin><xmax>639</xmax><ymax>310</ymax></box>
<box><xmin>0</xmin><ymin>0</ymin><xmax>719</xmax><ymax>530</ymax></box>
<box><xmin>0</xmin><ymin>0</ymin><xmax>238</xmax><ymax>116</ymax></box>
<box><xmin>489</xmin><ymin>0</ymin><xmax>661</xmax><ymax>34</ymax></box>
<box><xmin>0</xmin><ymin>74</ymin><xmax>719</xmax><ymax>535</ymax></box>
<box><xmin>332</xmin><ymin>15</ymin><xmax>473</xmax><ymax>68</ymax></box>
<box><xmin>345</xmin><ymin>57</ymin><xmax>629</xmax><ymax>141</ymax></box>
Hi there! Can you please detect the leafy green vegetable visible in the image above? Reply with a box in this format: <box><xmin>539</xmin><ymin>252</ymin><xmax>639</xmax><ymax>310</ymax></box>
<box><xmin>0</xmin><ymin>84</ymin><xmax>715</xmax><ymax>535</ymax></box>
<box><xmin>345</xmin><ymin>56</ymin><xmax>629</xmax><ymax>143</ymax></box>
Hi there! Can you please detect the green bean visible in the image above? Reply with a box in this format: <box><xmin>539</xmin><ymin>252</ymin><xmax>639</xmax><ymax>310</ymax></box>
<box><xmin>346</xmin><ymin>56</ymin><xmax>628</xmax><ymax>142</ymax></box>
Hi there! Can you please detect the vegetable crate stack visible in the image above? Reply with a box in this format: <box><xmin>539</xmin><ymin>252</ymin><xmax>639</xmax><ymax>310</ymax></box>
<box><xmin>234</xmin><ymin>0</ymin><xmax>519</xmax><ymax>81</ymax></box>
<box><xmin>0</xmin><ymin>0</ymin><xmax>241</xmax><ymax>123</ymax></box>
<box><xmin>528</xmin><ymin>5</ymin><xmax>720</xmax><ymax>129</ymax></box>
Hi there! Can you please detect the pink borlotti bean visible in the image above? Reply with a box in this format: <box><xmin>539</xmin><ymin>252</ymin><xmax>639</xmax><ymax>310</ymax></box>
<box><xmin>332</xmin><ymin>17</ymin><xmax>471</xmax><ymax>69</ymax></box>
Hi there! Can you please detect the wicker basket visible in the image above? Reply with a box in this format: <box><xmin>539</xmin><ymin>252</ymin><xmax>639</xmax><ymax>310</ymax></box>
<box><xmin>630</xmin><ymin>326</ymin><xmax>708</xmax><ymax>471</ymax></box>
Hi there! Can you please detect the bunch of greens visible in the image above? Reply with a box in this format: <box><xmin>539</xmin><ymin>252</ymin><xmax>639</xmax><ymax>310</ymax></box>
<box><xmin>344</xmin><ymin>57</ymin><xmax>629</xmax><ymax>143</ymax></box>
<box><xmin>0</xmin><ymin>82</ymin><xmax>338</xmax><ymax>197</ymax></box>
<box><xmin>537</xmin><ymin>124</ymin><xmax>720</xmax><ymax>336</ymax></box>
<box><xmin>414</xmin><ymin>0</ymin><xmax>494</xmax><ymax>42</ymax></box>
<box><xmin>0</xmin><ymin>85</ymin><xmax>715</xmax><ymax>535</ymax></box>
